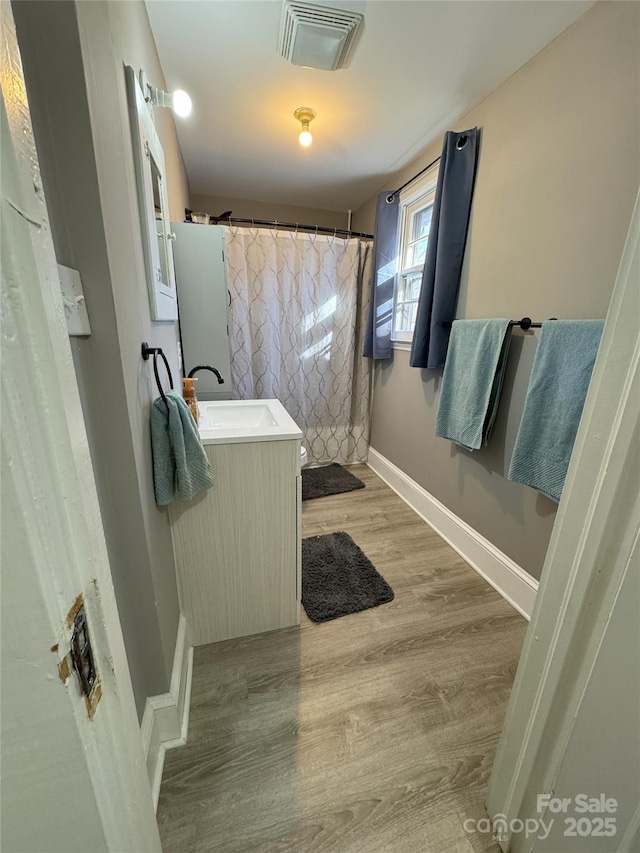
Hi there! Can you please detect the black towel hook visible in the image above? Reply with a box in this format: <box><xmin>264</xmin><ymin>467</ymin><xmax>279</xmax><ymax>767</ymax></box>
<box><xmin>141</xmin><ymin>342</ymin><xmax>174</xmax><ymax>409</ymax></box>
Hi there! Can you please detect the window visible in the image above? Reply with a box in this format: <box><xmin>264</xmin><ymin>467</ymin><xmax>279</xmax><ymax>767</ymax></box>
<box><xmin>392</xmin><ymin>169</ymin><xmax>438</xmax><ymax>345</ymax></box>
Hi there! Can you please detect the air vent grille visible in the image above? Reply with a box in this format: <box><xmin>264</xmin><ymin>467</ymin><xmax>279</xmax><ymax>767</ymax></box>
<box><xmin>278</xmin><ymin>1</ymin><xmax>363</xmax><ymax>71</ymax></box>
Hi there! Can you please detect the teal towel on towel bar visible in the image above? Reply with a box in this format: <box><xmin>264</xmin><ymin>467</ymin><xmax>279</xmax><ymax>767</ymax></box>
<box><xmin>508</xmin><ymin>320</ymin><xmax>604</xmax><ymax>503</ymax></box>
<box><xmin>435</xmin><ymin>319</ymin><xmax>512</xmax><ymax>451</ymax></box>
<box><xmin>150</xmin><ymin>391</ymin><xmax>215</xmax><ymax>506</ymax></box>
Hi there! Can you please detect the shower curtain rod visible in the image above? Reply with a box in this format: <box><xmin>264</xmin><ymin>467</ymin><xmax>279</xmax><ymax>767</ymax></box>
<box><xmin>214</xmin><ymin>216</ymin><xmax>373</xmax><ymax>240</ymax></box>
<box><xmin>386</xmin><ymin>155</ymin><xmax>441</xmax><ymax>203</ymax></box>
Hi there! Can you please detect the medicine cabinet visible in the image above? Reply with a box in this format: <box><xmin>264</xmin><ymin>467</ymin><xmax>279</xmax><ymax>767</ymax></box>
<box><xmin>125</xmin><ymin>65</ymin><xmax>177</xmax><ymax>322</ymax></box>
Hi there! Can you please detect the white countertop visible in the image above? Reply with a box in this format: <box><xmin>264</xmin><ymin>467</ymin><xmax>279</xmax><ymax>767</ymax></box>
<box><xmin>197</xmin><ymin>398</ymin><xmax>303</xmax><ymax>446</ymax></box>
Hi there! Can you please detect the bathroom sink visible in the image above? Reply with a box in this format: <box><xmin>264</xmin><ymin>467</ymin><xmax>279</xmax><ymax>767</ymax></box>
<box><xmin>197</xmin><ymin>399</ymin><xmax>302</xmax><ymax>445</ymax></box>
<box><xmin>203</xmin><ymin>403</ymin><xmax>278</xmax><ymax>429</ymax></box>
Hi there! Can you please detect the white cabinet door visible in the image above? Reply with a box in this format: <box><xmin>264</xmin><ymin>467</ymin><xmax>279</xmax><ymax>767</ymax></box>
<box><xmin>172</xmin><ymin>222</ymin><xmax>232</xmax><ymax>400</ymax></box>
<box><xmin>170</xmin><ymin>440</ymin><xmax>300</xmax><ymax>645</ymax></box>
<box><xmin>126</xmin><ymin>66</ymin><xmax>177</xmax><ymax>322</ymax></box>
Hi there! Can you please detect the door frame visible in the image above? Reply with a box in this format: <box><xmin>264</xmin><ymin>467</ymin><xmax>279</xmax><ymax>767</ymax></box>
<box><xmin>1</xmin><ymin>4</ymin><xmax>161</xmax><ymax>849</ymax></box>
<box><xmin>486</xmin><ymin>190</ymin><xmax>640</xmax><ymax>850</ymax></box>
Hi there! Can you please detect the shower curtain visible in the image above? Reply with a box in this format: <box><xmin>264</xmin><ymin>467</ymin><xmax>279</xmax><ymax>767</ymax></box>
<box><xmin>224</xmin><ymin>226</ymin><xmax>373</xmax><ymax>465</ymax></box>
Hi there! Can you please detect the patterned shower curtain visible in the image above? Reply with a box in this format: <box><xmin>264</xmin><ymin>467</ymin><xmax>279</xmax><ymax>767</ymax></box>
<box><xmin>224</xmin><ymin>225</ymin><xmax>373</xmax><ymax>465</ymax></box>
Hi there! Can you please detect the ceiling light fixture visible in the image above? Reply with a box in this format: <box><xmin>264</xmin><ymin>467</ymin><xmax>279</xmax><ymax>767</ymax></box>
<box><xmin>294</xmin><ymin>107</ymin><xmax>316</xmax><ymax>147</ymax></box>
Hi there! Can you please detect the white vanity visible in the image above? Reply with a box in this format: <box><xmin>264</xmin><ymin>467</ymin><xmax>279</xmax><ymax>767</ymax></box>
<box><xmin>169</xmin><ymin>399</ymin><xmax>302</xmax><ymax>646</ymax></box>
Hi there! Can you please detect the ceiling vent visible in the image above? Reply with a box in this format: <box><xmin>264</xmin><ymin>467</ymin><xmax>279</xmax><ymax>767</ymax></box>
<box><xmin>278</xmin><ymin>1</ymin><xmax>363</xmax><ymax>71</ymax></box>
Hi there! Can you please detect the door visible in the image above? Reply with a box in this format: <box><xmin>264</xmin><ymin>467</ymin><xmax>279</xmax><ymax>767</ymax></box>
<box><xmin>486</xmin><ymin>192</ymin><xmax>640</xmax><ymax>852</ymax></box>
<box><xmin>1</xmin><ymin>6</ymin><xmax>161</xmax><ymax>851</ymax></box>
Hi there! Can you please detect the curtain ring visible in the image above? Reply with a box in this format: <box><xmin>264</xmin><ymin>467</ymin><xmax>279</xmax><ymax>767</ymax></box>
<box><xmin>456</xmin><ymin>134</ymin><xmax>468</xmax><ymax>150</ymax></box>
<box><xmin>295</xmin><ymin>222</ymin><xmax>299</xmax><ymax>236</ymax></box>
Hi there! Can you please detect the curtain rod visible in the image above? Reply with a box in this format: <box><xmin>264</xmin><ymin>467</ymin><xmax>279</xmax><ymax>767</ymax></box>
<box><xmin>386</xmin><ymin>155</ymin><xmax>441</xmax><ymax>204</ymax></box>
<box><xmin>188</xmin><ymin>211</ymin><xmax>373</xmax><ymax>240</ymax></box>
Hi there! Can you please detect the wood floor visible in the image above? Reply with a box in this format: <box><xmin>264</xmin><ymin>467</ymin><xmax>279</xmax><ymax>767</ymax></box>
<box><xmin>157</xmin><ymin>465</ymin><xmax>527</xmax><ymax>853</ymax></box>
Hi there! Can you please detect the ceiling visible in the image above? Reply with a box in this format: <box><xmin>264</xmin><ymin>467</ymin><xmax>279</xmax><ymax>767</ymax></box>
<box><xmin>146</xmin><ymin>0</ymin><xmax>593</xmax><ymax>212</ymax></box>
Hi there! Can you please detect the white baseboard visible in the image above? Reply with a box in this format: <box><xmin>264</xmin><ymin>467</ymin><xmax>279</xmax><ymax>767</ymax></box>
<box><xmin>140</xmin><ymin>613</ymin><xmax>193</xmax><ymax>810</ymax></box>
<box><xmin>367</xmin><ymin>448</ymin><xmax>538</xmax><ymax>620</ymax></box>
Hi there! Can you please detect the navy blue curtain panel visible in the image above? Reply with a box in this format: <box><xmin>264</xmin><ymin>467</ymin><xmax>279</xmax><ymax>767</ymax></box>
<box><xmin>363</xmin><ymin>192</ymin><xmax>399</xmax><ymax>359</ymax></box>
<box><xmin>410</xmin><ymin>128</ymin><xmax>479</xmax><ymax>370</ymax></box>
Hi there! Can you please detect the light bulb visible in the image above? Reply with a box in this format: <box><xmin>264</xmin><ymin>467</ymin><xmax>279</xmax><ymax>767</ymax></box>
<box><xmin>172</xmin><ymin>89</ymin><xmax>192</xmax><ymax>118</ymax></box>
<box><xmin>294</xmin><ymin>107</ymin><xmax>316</xmax><ymax>147</ymax></box>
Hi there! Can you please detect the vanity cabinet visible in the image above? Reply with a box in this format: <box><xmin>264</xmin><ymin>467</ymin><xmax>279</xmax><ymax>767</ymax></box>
<box><xmin>169</xmin><ymin>437</ymin><xmax>301</xmax><ymax>646</ymax></box>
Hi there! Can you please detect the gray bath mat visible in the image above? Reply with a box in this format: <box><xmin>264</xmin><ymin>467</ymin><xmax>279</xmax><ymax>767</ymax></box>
<box><xmin>301</xmin><ymin>464</ymin><xmax>365</xmax><ymax>501</ymax></box>
<box><xmin>302</xmin><ymin>531</ymin><xmax>394</xmax><ymax>623</ymax></box>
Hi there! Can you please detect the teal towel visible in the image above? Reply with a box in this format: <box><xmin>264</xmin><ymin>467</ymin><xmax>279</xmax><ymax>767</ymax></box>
<box><xmin>508</xmin><ymin>320</ymin><xmax>604</xmax><ymax>502</ymax></box>
<box><xmin>435</xmin><ymin>319</ymin><xmax>512</xmax><ymax>451</ymax></box>
<box><xmin>150</xmin><ymin>391</ymin><xmax>215</xmax><ymax>506</ymax></box>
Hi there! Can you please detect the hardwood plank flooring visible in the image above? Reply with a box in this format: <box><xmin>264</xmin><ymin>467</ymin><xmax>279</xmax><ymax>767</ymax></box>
<box><xmin>157</xmin><ymin>465</ymin><xmax>527</xmax><ymax>853</ymax></box>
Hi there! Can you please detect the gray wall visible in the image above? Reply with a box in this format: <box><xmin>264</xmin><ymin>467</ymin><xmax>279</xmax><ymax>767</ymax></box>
<box><xmin>191</xmin><ymin>192</ymin><xmax>349</xmax><ymax>231</ymax></box>
<box><xmin>353</xmin><ymin>1</ymin><xmax>639</xmax><ymax>580</ymax></box>
<box><xmin>14</xmin><ymin>0</ymin><xmax>190</xmax><ymax>719</ymax></box>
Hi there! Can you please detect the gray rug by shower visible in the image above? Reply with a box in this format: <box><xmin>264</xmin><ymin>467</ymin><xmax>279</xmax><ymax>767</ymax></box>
<box><xmin>302</xmin><ymin>531</ymin><xmax>394</xmax><ymax>623</ymax></box>
<box><xmin>301</xmin><ymin>464</ymin><xmax>365</xmax><ymax>501</ymax></box>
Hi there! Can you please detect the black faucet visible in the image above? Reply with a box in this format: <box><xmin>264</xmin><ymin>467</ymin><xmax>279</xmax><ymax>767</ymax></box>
<box><xmin>187</xmin><ymin>364</ymin><xmax>225</xmax><ymax>384</ymax></box>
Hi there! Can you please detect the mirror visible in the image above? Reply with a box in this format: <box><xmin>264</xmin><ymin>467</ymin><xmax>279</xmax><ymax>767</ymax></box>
<box><xmin>151</xmin><ymin>157</ymin><xmax>171</xmax><ymax>292</ymax></box>
<box><xmin>125</xmin><ymin>65</ymin><xmax>178</xmax><ymax>322</ymax></box>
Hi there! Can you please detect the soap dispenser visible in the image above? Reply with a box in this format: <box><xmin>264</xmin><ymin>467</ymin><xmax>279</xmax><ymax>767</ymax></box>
<box><xmin>182</xmin><ymin>377</ymin><xmax>199</xmax><ymax>425</ymax></box>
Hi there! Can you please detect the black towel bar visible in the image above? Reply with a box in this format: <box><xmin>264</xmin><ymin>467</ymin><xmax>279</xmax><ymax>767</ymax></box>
<box><xmin>509</xmin><ymin>317</ymin><xmax>558</xmax><ymax>330</ymax></box>
<box><xmin>443</xmin><ymin>317</ymin><xmax>557</xmax><ymax>330</ymax></box>
<box><xmin>141</xmin><ymin>342</ymin><xmax>174</xmax><ymax>409</ymax></box>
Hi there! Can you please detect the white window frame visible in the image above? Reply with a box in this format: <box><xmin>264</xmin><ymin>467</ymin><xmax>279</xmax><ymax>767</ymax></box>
<box><xmin>391</xmin><ymin>165</ymin><xmax>439</xmax><ymax>349</ymax></box>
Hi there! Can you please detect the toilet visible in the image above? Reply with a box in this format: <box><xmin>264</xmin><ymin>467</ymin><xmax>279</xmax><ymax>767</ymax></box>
<box><xmin>300</xmin><ymin>445</ymin><xmax>308</xmax><ymax>468</ymax></box>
